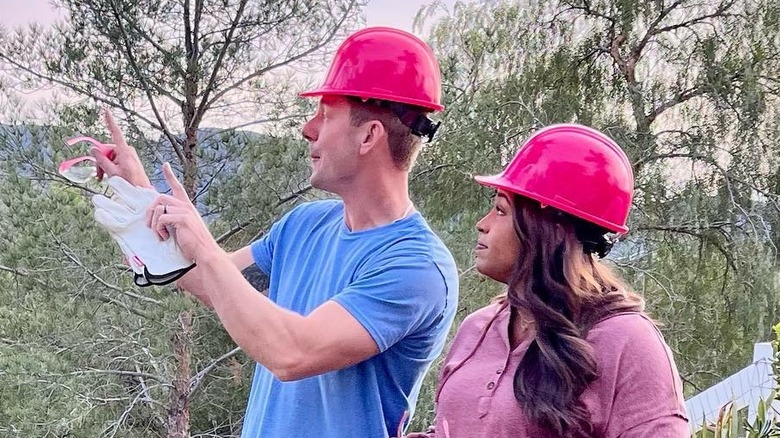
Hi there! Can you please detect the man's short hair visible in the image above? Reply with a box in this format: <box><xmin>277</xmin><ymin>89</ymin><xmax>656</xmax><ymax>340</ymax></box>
<box><xmin>348</xmin><ymin>99</ymin><xmax>424</xmax><ymax>171</ymax></box>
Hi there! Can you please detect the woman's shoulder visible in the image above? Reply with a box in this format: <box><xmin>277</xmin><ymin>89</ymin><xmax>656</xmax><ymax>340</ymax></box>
<box><xmin>587</xmin><ymin>312</ymin><xmax>679</xmax><ymax>376</ymax></box>
<box><xmin>584</xmin><ymin>315</ymin><xmax>688</xmax><ymax>434</ymax></box>
<box><xmin>587</xmin><ymin>312</ymin><xmax>660</xmax><ymax>345</ymax></box>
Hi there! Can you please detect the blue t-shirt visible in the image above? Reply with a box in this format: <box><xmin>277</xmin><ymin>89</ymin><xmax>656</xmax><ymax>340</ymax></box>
<box><xmin>242</xmin><ymin>200</ymin><xmax>458</xmax><ymax>437</ymax></box>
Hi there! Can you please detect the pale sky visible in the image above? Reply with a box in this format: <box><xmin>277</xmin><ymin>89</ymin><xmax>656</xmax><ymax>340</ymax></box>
<box><xmin>0</xmin><ymin>0</ymin><xmax>458</xmax><ymax>124</ymax></box>
<box><xmin>0</xmin><ymin>0</ymin><xmax>456</xmax><ymax>33</ymax></box>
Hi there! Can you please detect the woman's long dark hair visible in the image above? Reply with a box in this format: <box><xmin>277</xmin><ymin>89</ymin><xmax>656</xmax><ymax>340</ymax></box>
<box><xmin>508</xmin><ymin>195</ymin><xmax>643</xmax><ymax>437</ymax></box>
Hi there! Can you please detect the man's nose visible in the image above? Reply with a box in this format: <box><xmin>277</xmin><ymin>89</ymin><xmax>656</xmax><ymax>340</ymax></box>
<box><xmin>302</xmin><ymin>117</ymin><xmax>319</xmax><ymax>142</ymax></box>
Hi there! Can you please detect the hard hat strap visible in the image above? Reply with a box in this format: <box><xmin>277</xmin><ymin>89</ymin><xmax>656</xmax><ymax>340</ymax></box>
<box><xmin>358</xmin><ymin>98</ymin><xmax>442</xmax><ymax>142</ymax></box>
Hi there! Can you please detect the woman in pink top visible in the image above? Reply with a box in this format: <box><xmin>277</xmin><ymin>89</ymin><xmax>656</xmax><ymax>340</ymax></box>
<box><xmin>408</xmin><ymin>125</ymin><xmax>688</xmax><ymax>437</ymax></box>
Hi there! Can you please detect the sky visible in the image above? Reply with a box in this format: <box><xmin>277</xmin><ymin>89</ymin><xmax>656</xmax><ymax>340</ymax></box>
<box><xmin>0</xmin><ymin>0</ymin><xmax>458</xmax><ymax>121</ymax></box>
<box><xmin>0</xmin><ymin>0</ymin><xmax>456</xmax><ymax>33</ymax></box>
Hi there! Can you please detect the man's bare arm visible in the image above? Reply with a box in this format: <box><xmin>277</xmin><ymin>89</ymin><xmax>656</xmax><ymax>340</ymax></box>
<box><xmin>199</xmin><ymin>250</ymin><xmax>379</xmax><ymax>381</ymax></box>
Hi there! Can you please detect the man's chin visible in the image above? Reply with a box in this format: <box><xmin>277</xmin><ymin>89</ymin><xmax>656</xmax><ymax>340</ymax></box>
<box><xmin>309</xmin><ymin>175</ymin><xmax>333</xmax><ymax>193</ymax></box>
<box><xmin>309</xmin><ymin>174</ymin><xmax>322</xmax><ymax>190</ymax></box>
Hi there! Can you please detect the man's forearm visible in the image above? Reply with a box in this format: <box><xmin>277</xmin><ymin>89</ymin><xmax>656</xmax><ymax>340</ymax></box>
<box><xmin>197</xmin><ymin>249</ymin><xmax>308</xmax><ymax>380</ymax></box>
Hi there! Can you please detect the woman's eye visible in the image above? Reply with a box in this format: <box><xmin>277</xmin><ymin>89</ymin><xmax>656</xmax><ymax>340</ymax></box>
<box><xmin>495</xmin><ymin>206</ymin><xmax>506</xmax><ymax>215</ymax></box>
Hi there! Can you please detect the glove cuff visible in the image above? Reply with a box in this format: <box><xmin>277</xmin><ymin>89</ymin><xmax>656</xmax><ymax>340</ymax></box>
<box><xmin>134</xmin><ymin>263</ymin><xmax>196</xmax><ymax>287</ymax></box>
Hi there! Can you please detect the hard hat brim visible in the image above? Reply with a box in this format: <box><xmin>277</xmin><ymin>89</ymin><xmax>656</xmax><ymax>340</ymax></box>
<box><xmin>474</xmin><ymin>174</ymin><xmax>629</xmax><ymax>234</ymax></box>
<box><xmin>299</xmin><ymin>88</ymin><xmax>444</xmax><ymax>112</ymax></box>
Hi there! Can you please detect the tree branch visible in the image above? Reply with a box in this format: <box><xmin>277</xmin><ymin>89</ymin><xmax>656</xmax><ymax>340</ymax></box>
<box><xmin>192</xmin><ymin>159</ymin><xmax>227</xmax><ymax>202</ymax></box>
<box><xmin>571</xmin><ymin>0</ymin><xmax>617</xmax><ymax>24</ymax></box>
<box><xmin>194</xmin><ymin>0</ymin><xmax>205</xmax><ymax>59</ymax></box>
<box><xmin>198</xmin><ymin>113</ymin><xmax>308</xmax><ymax>144</ymax></box>
<box><xmin>0</xmin><ymin>55</ymin><xmax>166</xmax><ymax>132</ymax></box>
<box><xmin>633</xmin><ymin>151</ymin><xmax>708</xmax><ymax>170</ymax></box>
<box><xmin>652</xmin><ymin>0</ymin><xmax>739</xmax><ymax>36</ymax></box>
<box><xmin>42</xmin><ymin>223</ymin><xmax>162</xmax><ymax>319</ymax></box>
<box><xmin>0</xmin><ymin>264</ymin><xmax>31</xmax><ymax>277</ymax></box>
<box><xmin>411</xmin><ymin>163</ymin><xmax>459</xmax><ymax>182</ymax></box>
<box><xmin>191</xmin><ymin>0</ymin><xmax>250</xmax><ymax>130</ymax></box>
<box><xmin>2</xmin><ymin>259</ymin><xmax>152</xmax><ymax>320</ymax></box>
<box><xmin>632</xmin><ymin>0</ymin><xmax>686</xmax><ymax>59</ymax></box>
<box><xmin>201</xmin><ymin>0</ymin><xmax>358</xmax><ymax>115</ymax></box>
<box><xmin>637</xmin><ymin>224</ymin><xmax>737</xmax><ymax>272</ymax></box>
<box><xmin>57</xmin><ymin>242</ymin><xmax>162</xmax><ymax>306</ymax></box>
<box><xmin>646</xmin><ymin>85</ymin><xmax>707</xmax><ymax>124</ymax></box>
<box><xmin>215</xmin><ymin>184</ymin><xmax>312</xmax><ymax>245</ymax></box>
<box><xmin>107</xmin><ymin>1</ymin><xmax>184</xmax><ymax>164</ymax></box>
<box><xmin>188</xmin><ymin>346</ymin><xmax>242</xmax><ymax>396</ymax></box>
<box><xmin>215</xmin><ymin>219</ymin><xmax>255</xmax><ymax>244</ymax></box>
<box><xmin>133</xmin><ymin>28</ymin><xmax>183</xmax><ymax>76</ymax></box>
<box><xmin>63</xmin><ymin>368</ymin><xmax>168</xmax><ymax>383</ymax></box>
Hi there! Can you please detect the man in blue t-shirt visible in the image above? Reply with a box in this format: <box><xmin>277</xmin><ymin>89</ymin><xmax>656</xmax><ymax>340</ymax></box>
<box><xmin>92</xmin><ymin>27</ymin><xmax>459</xmax><ymax>437</ymax></box>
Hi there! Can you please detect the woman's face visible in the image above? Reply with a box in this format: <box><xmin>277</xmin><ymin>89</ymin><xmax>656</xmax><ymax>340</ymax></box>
<box><xmin>474</xmin><ymin>190</ymin><xmax>522</xmax><ymax>284</ymax></box>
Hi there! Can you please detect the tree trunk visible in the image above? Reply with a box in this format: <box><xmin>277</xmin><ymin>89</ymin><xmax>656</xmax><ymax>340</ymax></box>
<box><xmin>183</xmin><ymin>128</ymin><xmax>198</xmax><ymax>200</ymax></box>
<box><xmin>167</xmin><ymin>310</ymin><xmax>193</xmax><ymax>438</ymax></box>
<box><xmin>169</xmin><ymin>24</ymin><xmax>200</xmax><ymax>431</ymax></box>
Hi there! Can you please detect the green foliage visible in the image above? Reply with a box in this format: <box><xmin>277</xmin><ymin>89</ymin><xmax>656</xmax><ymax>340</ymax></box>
<box><xmin>409</xmin><ymin>0</ymin><xmax>780</xmax><ymax>432</ymax></box>
<box><xmin>3</xmin><ymin>0</ymin><xmax>780</xmax><ymax>436</ymax></box>
<box><xmin>691</xmin><ymin>322</ymin><xmax>780</xmax><ymax>437</ymax></box>
<box><xmin>694</xmin><ymin>400</ymin><xmax>744</xmax><ymax>438</ymax></box>
<box><xmin>0</xmin><ymin>0</ymin><xmax>364</xmax><ymax>436</ymax></box>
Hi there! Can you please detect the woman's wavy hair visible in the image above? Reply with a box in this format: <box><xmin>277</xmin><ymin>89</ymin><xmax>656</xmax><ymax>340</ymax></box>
<box><xmin>507</xmin><ymin>195</ymin><xmax>643</xmax><ymax>437</ymax></box>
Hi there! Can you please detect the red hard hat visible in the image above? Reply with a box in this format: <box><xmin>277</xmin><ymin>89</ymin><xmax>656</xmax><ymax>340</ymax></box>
<box><xmin>300</xmin><ymin>27</ymin><xmax>444</xmax><ymax>112</ymax></box>
<box><xmin>475</xmin><ymin>124</ymin><xmax>634</xmax><ymax>233</ymax></box>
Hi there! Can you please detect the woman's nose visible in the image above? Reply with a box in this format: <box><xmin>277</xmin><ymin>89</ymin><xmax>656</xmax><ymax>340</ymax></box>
<box><xmin>476</xmin><ymin>217</ymin><xmax>487</xmax><ymax>233</ymax></box>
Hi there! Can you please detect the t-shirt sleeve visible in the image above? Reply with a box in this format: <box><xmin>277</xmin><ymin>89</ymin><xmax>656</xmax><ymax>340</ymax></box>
<box><xmin>586</xmin><ymin>314</ymin><xmax>689</xmax><ymax>438</ymax></box>
<box><xmin>249</xmin><ymin>208</ymin><xmax>294</xmax><ymax>275</ymax></box>
<box><xmin>331</xmin><ymin>254</ymin><xmax>449</xmax><ymax>352</ymax></box>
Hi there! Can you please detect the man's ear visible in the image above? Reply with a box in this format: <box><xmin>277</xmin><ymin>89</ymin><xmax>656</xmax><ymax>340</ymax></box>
<box><xmin>357</xmin><ymin>120</ymin><xmax>386</xmax><ymax>156</ymax></box>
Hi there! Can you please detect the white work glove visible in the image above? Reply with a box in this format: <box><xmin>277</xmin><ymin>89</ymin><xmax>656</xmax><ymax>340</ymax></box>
<box><xmin>113</xmin><ymin>231</ymin><xmax>152</xmax><ymax>287</ymax></box>
<box><xmin>92</xmin><ymin>176</ymin><xmax>195</xmax><ymax>286</ymax></box>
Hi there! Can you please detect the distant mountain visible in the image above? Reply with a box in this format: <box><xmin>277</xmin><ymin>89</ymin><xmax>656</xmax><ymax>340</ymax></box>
<box><xmin>143</xmin><ymin>128</ymin><xmax>267</xmax><ymax>194</ymax></box>
<box><xmin>0</xmin><ymin>123</ymin><xmax>270</xmax><ymax>215</ymax></box>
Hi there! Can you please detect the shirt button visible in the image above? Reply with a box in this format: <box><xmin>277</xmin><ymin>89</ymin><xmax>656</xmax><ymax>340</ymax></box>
<box><xmin>487</xmin><ymin>382</ymin><xmax>495</xmax><ymax>390</ymax></box>
<box><xmin>496</xmin><ymin>368</ymin><xmax>503</xmax><ymax>374</ymax></box>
